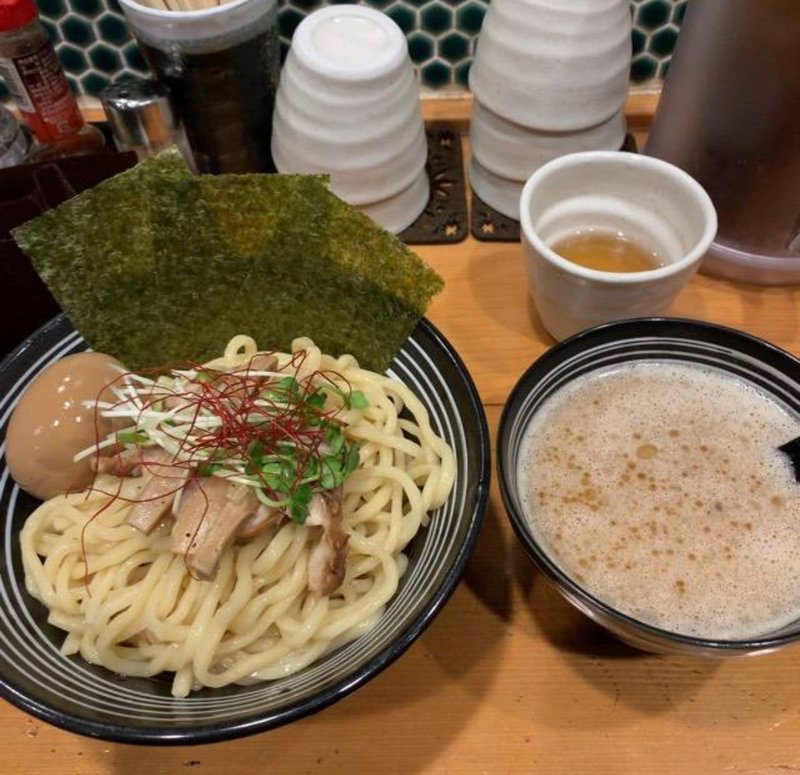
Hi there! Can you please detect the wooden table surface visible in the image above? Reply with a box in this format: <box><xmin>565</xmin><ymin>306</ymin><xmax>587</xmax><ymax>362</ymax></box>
<box><xmin>2</xmin><ymin>126</ymin><xmax>800</xmax><ymax>775</ymax></box>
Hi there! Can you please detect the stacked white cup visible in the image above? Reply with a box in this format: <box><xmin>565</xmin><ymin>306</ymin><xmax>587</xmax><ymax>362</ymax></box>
<box><xmin>272</xmin><ymin>5</ymin><xmax>429</xmax><ymax>234</ymax></box>
<box><xmin>468</xmin><ymin>0</ymin><xmax>633</xmax><ymax>219</ymax></box>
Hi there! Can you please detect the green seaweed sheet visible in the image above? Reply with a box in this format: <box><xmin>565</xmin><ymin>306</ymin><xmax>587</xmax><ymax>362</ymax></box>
<box><xmin>12</xmin><ymin>149</ymin><xmax>444</xmax><ymax>371</ymax></box>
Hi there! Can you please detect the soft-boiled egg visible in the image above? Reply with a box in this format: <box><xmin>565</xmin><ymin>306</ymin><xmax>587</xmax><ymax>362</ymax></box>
<box><xmin>6</xmin><ymin>352</ymin><xmax>124</xmax><ymax>499</ymax></box>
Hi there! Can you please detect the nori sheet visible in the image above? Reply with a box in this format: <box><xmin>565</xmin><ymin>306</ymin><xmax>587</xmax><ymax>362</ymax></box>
<box><xmin>12</xmin><ymin>150</ymin><xmax>444</xmax><ymax>371</ymax></box>
<box><xmin>12</xmin><ymin>149</ymin><xmax>192</xmax><ymax>367</ymax></box>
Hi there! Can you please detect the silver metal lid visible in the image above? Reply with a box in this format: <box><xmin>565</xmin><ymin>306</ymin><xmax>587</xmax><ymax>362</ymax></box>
<box><xmin>99</xmin><ymin>76</ymin><xmax>180</xmax><ymax>153</ymax></box>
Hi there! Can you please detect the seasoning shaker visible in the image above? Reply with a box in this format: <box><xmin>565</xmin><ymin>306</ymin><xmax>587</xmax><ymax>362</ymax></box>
<box><xmin>100</xmin><ymin>76</ymin><xmax>189</xmax><ymax>163</ymax></box>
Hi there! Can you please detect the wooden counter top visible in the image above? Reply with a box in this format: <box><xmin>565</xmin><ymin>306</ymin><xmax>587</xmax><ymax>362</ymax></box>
<box><xmin>2</xmin><ymin>118</ymin><xmax>800</xmax><ymax>775</ymax></box>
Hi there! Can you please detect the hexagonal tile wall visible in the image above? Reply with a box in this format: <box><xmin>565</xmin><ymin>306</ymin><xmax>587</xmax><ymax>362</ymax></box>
<box><xmin>0</xmin><ymin>0</ymin><xmax>685</xmax><ymax>100</ymax></box>
<box><xmin>631</xmin><ymin>0</ymin><xmax>686</xmax><ymax>80</ymax></box>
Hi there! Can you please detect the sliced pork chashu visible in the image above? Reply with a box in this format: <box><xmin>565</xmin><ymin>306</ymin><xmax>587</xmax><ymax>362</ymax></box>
<box><xmin>306</xmin><ymin>491</ymin><xmax>349</xmax><ymax>596</ymax></box>
<box><xmin>126</xmin><ymin>448</ymin><xmax>189</xmax><ymax>534</ymax></box>
<box><xmin>171</xmin><ymin>478</ymin><xmax>259</xmax><ymax>579</ymax></box>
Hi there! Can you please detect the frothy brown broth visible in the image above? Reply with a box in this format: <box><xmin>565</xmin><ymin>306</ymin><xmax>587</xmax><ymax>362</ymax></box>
<box><xmin>517</xmin><ymin>361</ymin><xmax>800</xmax><ymax>640</ymax></box>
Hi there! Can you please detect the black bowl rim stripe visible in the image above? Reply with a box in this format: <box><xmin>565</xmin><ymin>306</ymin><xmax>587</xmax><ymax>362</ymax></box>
<box><xmin>497</xmin><ymin>316</ymin><xmax>800</xmax><ymax>653</ymax></box>
<box><xmin>503</xmin><ymin>318</ymin><xmax>800</xmax><ymax>405</ymax></box>
<box><xmin>384</xmin><ymin>341</ymin><xmax>466</xmax><ymax>590</ymax></box>
<box><xmin>509</xmin><ymin>336</ymin><xmax>800</xmax><ymax>417</ymax></box>
<box><xmin>0</xmin><ymin>315</ymin><xmax>490</xmax><ymax>744</ymax></box>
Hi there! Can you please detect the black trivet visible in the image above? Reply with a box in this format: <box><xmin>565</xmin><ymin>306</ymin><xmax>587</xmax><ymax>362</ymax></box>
<box><xmin>399</xmin><ymin>122</ymin><xmax>468</xmax><ymax>245</ymax></box>
<box><xmin>470</xmin><ymin>193</ymin><xmax>522</xmax><ymax>243</ymax></box>
<box><xmin>470</xmin><ymin>132</ymin><xmax>639</xmax><ymax>243</ymax></box>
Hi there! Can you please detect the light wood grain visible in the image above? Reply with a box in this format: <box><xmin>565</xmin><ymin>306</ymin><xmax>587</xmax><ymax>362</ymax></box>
<box><xmin>417</xmin><ymin>240</ymin><xmax>800</xmax><ymax>407</ymax></box>
<box><xmin>420</xmin><ymin>89</ymin><xmax>660</xmax><ymax>133</ymax></box>
<box><xmin>75</xmin><ymin>88</ymin><xmax>659</xmax><ymax>133</ymax></box>
<box><xmin>3</xmin><ymin>115</ymin><xmax>800</xmax><ymax>775</ymax></box>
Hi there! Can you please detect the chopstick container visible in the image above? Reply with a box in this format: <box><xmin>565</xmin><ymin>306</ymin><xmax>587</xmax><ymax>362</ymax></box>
<box><xmin>118</xmin><ymin>0</ymin><xmax>280</xmax><ymax>174</ymax></box>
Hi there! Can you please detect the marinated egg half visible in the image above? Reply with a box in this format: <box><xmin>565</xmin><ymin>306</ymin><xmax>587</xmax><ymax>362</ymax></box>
<box><xmin>6</xmin><ymin>352</ymin><xmax>123</xmax><ymax>499</ymax></box>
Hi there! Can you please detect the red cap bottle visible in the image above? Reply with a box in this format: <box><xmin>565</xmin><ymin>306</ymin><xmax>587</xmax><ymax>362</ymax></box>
<box><xmin>0</xmin><ymin>0</ymin><xmax>104</xmax><ymax>156</ymax></box>
<box><xmin>0</xmin><ymin>0</ymin><xmax>37</xmax><ymax>33</ymax></box>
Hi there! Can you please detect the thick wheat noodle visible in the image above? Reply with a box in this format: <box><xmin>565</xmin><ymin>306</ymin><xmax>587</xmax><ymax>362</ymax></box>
<box><xmin>20</xmin><ymin>337</ymin><xmax>455</xmax><ymax>697</ymax></box>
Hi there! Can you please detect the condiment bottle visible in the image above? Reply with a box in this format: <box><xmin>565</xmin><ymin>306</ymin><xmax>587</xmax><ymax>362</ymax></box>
<box><xmin>0</xmin><ymin>0</ymin><xmax>104</xmax><ymax>161</ymax></box>
<box><xmin>99</xmin><ymin>75</ymin><xmax>191</xmax><ymax>165</ymax></box>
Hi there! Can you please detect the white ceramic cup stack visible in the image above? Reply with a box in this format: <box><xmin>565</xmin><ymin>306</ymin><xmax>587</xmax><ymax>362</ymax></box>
<box><xmin>468</xmin><ymin>0</ymin><xmax>632</xmax><ymax>219</ymax></box>
<box><xmin>271</xmin><ymin>5</ymin><xmax>429</xmax><ymax>234</ymax></box>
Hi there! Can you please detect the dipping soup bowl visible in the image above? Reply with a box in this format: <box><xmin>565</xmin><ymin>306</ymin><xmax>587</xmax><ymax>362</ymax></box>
<box><xmin>498</xmin><ymin>317</ymin><xmax>800</xmax><ymax>657</ymax></box>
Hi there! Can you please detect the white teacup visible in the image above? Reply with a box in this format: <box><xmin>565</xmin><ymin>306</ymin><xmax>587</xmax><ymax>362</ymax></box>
<box><xmin>470</xmin><ymin>100</ymin><xmax>626</xmax><ymax>183</ymax></box>
<box><xmin>359</xmin><ymin>172</ymin><xmax>430</xmax><ymax>235</ymax></box>
<box><xmin>469</xmin><ymin>0</ymin><xmax>631</xmax><ymax>132</ymax></box>
<box><xmin>520</xmin><ymin>151</ymin><xmax>718</xmax><ymax>340</ymax></box>
<box><xmin>469</xmin><ymin>156</ymin><xmax>524</xmax><ymax>220</ymax></box>
<box><xmin>271</xmin><ymin>5</ymin><xmax>428</xmax><ymax>232</ymax></box>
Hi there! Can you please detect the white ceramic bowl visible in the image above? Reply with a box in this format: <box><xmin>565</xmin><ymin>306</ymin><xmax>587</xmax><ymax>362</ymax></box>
<box><xmin>469</xmin><ymin>0</ymin><xmax>631</xmax><ymax>131</ymax></box>
<box><xmin>469</xmin><ymin>156</ymin><xmax>524</xmax><ymax>220</ymax></box>
<box><xmin>470</xmin><ymin>99</ymin><xmax>626</xmax><ymax>182</ymax></box>
<box><xmin>519</xmin><ymin>151</ymin><xmax>718</xmax><ymax>340</ymax></box>
<box><xmin>271</xmin><ymin>5</ymin><xmax>427</xmax><ymax>227</ymax></box>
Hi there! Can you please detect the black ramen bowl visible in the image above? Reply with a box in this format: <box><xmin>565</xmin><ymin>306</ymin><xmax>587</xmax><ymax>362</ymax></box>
<box><xmin>0</xmin><ymin>315</ymin><xmax>489</xmax><ymax>744</ymax></box>
<box><xmin>498</xmin><ymin>317</ymin><xmax>800</xmax><ymax>657</ymax></box>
